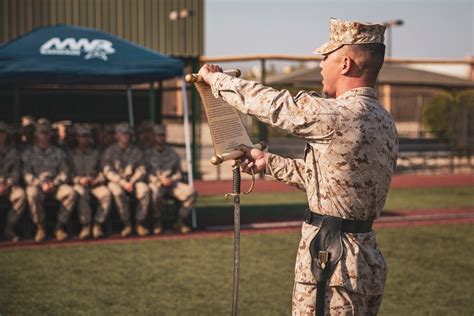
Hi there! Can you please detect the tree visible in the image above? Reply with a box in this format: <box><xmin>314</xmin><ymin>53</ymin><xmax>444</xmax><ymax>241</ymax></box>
<box><xmin>422</xmin><ymin>90</ymin><xmax>474</xmax><ymax>148</ymax></box>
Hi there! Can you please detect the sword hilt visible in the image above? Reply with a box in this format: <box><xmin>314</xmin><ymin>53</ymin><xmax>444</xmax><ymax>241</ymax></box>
<box><xmin>225</xmin><ymin>161</ymin><xmax>256</xmax><ymax>200</ymax></box>
<box><xmin>233</xmin><ymin>164</ymin><xmax>241</xmax><ymax>194</ymax></box>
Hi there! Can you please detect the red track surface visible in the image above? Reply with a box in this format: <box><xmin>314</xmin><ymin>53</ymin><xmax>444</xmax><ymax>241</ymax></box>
<box><xmin>1</xmin><ymin>174</ymin><xmax>472</xmax><ymax>250</ymax></box>
<box><xmin>194</xmin><ymin>174</ymin><xmax>474</xmax><ymax>196</ymax></box>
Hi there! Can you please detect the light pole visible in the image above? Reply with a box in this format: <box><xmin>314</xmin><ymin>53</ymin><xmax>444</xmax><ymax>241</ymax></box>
<box><xmin>382</xmin><ymin>19</ymin><xmax>404</xmax><ymax>57</ymax></box>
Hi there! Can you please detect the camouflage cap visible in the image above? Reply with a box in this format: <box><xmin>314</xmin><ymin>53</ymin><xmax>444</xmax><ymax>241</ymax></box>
<box><xmin>75</xmin><ymin>124</ymin><xmax>92</xmax><ymax>136</ymax></box>
<box><xmin>52</xmin><ymin>120</ymin><xmax>72</xmax><ymax>129</ymax></box>
<box><xmin>138</xmin><ymin>120</ymin><xmax>154</xmax><ymax>132</ymax></box>
<box><xmin>102</xmin><ymin>124</ymin><xmax>115</xmax><ymax>133</ymax></box>
<box><xmin>314</xmin><ymin>18</ymin><xmax>386</xmax><ymax>55</ymax></box>
<box><xmin>153</xmin><ymin>124</ymin><xmax>166</xmax><ymax>136</ymax></box>
<box><xmin>0</xmin><ymin>121</ymin><xmax>9</xmax><ymax>132</ymax></box>
<box><xmin>115</xmin><ymin>122</ymin><xmax>131</xmax><ymax>134</ymax></box>
<box><xmin>37</xmin><ymin>117</ymin><xmax>50</xmax><ymax>125</ymax></box>
<box><xmin>21</xmin><ymin>115</ymin><xmax>35</xmax><ymax>127</ymax></box>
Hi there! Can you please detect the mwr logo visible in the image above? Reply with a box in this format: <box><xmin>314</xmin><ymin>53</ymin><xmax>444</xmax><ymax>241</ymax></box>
<box><xmin>40</xmin><ymin>37</ymin><xmax>115</xmax><ymax>61</ymax></box>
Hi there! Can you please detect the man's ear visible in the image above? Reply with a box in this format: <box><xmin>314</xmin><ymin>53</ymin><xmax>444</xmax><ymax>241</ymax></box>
<box><xmin>340</xmin><ymin>55</ymin><xmax>352</xmax><ymax>75</ymax></box>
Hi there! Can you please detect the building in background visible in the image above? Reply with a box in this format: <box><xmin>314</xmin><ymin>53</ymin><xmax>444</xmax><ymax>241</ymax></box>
<box><xmin>0</xmin><ymin>0</ymin><xmax>204</xmax><ymax>123</ymax></box>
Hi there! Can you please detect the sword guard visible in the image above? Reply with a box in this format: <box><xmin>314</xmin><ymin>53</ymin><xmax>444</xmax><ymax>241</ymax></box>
<box><xmin>225</xmin><ymin>162</ymin><xmax>256</xmax><ymax>200</ymax></box>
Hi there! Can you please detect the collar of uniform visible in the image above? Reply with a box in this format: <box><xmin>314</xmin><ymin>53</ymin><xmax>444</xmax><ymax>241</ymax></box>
<box><xmin>336</xmin><ymin>87</ymin><xmax>377</xmax><ymax>100</ymax></box>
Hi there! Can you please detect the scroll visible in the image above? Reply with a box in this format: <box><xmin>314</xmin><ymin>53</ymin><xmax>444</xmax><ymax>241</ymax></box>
<box><xmin>185</xmin><ymin>69</ymin><xmax>265</xmax><ymax>165</ymax></box>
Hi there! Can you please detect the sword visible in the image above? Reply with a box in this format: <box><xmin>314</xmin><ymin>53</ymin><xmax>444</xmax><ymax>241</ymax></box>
<box><xmin>186</xmin><ymin>69</ymin><xmax>265</xmax><ymax>315</ymax></box>
<box><xmin>224</xmin><ymin>157</ymin><xmax>259</xmax><ymax>316</ymax></box>
<box><xmin>227</xmin><ymin>162</ymin><xmax>242</xmax><ymax>316</ymax></box>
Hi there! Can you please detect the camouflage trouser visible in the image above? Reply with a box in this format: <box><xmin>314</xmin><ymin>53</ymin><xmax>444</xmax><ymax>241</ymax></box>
<box><xmin>107</xmin><ymin>181</ymin><xmax>150</xmax><ymax>224</ymax></box>
<box><xmin>26</xmin><ymin>184</ymin><xmax>77</xmax><ymax>226</ymax></box>
<box><xmin>73</xmin><ymin>184</ymin><xmax>112</xmax><ymax>225</ymax></box>
<box><xmin>0</xmin><ymin>186</ymin><xmax>27</xmax><ymax>226</ymax></box>
<box><xmin>292</xmin><ymin>283</ymin><xmax>383</xmax><ymax>316</ymax></box>
<box><xmin>148</xmin><ymin>181</ymin><xmax>196</xmax><ymax>219</ymax></box>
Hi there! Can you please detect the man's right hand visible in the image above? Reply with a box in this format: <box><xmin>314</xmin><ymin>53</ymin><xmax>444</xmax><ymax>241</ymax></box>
<box><xmin>233</xmin><ymin>145</ymin><xmax>269</xmax><ymax>175</ymax></box>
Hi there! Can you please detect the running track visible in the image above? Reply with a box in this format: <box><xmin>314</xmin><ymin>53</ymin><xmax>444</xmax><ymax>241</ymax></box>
<box><xmin>0</xmin><ymin>174</ymin><xmax>472</xmax><ymax>250</ymax></box>
<box><xmin>194</xmin><ymin>174</ymin><xmax>474</xmax><ymax>196</ymax></box>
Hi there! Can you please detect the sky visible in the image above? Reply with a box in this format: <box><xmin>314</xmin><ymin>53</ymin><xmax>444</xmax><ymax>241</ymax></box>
<box><xmin>205</xmin><ymin>0</ymin><xmax>473</xmax><ymax>59</ymax></box>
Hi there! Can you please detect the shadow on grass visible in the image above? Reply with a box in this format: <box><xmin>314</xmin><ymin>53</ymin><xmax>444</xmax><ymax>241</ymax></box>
<box><xmin>195</xmin><ymin>203</ymin><xmax>308</xmax><ymax>228</ymax></box>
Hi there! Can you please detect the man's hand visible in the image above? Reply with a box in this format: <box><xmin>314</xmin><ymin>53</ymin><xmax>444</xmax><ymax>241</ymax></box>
<box><xmin>232</xmin><ymin>145</ymin><xmax>269</xmax><ymax>175</ymax></box>
<box><xmin>79</xmin><ymin>177</ymin><xmax>91</xmax><ymax>186</ymax></box>
<box><xmin>198</xmin><ymin>64</ymin><xmax>223</xmax><ymax>85</ymax></box>
<box><xmin>0</xmin><ymin>183</ymin><xmax>7</xmax><ymax>196</ymax></box>
<box><xmin>122</xmin><ymin>181</ymin><xmax>134</xmax><ymax>193</ymax></box>
<box><xmin>41</xmin><ymin>181</ymin><xmax>55</xmax><ymax>193</ymax></box>
<box><xmin>160</xmin><ymin>175</ymin><xmax>172</xmax><ymax>187</ymax></box>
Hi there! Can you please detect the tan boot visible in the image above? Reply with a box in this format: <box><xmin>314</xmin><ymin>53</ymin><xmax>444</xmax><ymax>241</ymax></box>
<box><xmin>55</xmin><ymin>227</ymin><xmax>68</xmax><ymax>241</ymax></box>
<box><xmin>92</xmin><ymin>224</ymin><xmax>103</xmax><ymax>239</ymax></box>
<box><xmin>120</xmin><ymin>224</ymin><xmax>132</xmax><ymax>238</ymax></box>
<box><xmin>136</xmin><ymin>224</ymin><xmax>149</xmax><ymax>237</ymax></box>
<box><xmin>4</xmin><ymin>224</ymin><xmax>19</xmax><ymax>243</ymax></box>
<box><xmin>35</xmin><ymin>224</ymin><xmax>46</xmax><ymax>242</ymax></box>
<box><xmin>79</xmin><ymin>225</ymin><xmax>91</xmax><ymax>240</ymax></box>
<box><xmin>153</xmin><ymin>223</ymin><xmax>163</xmax><ymax>235</ymax></box>
<box><xmin>174</xmin><ymin>219</ymin><xmax>192</xmax><ymax>234</ymax></box>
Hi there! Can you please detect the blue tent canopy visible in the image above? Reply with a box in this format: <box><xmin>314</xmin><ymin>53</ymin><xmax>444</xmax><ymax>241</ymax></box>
<box><xmin>0</xmin><ymin>24</ymin><xmax>184</xmax><ymax>85</ymax></box>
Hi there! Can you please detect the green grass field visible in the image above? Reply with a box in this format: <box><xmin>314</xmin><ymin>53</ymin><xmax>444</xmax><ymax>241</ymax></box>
<box><xmin>0</xmin><ymin>224</ymin><xmax>473</xmax><ymax>315</ymax></box>
<box><xmin>195</xmin><ymin>186</ymin><xmax>474</xmax><ymax>226</ymax></box>
<box><xmin>1</xmin><ymin>186</ymin><xmax>473</xmax><ymax>315</ymax></box>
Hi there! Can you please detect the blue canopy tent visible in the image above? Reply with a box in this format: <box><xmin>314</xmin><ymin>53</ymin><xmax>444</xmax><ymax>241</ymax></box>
<box><xmin>0</xmin><ymin>25</ymin><xmax>196</xmax><ymax>224</ymax></box>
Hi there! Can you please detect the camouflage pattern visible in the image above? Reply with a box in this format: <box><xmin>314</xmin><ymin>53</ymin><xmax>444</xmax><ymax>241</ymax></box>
<box><xmin>292</xmin><ymin>282</ymin><xmax>383</xmax><ymax>315</ymax></box>
<box><xmin>145</xmin><ymin>146</ymin><xmax>196</xmax><ymax>219</ymax></box>
<box><xmin>314</xmin><ymin>18</ymin><xmax>386</xmax><ymax>55</ymax></box>
<box><xmin>0</xmin><ymin>145</ymin><xmax>27</xmax><ymax>225</ymax></box>
<box><xmin>101</xmin><ymin>143</ymin><xmax>150</xmax><ymax>224</ymax></box>
<box><xmin>22</xmin><ymin>145</ymin><xmax>76</xmax><ymax>225</ymax></box>
<box><xmin>210</xmin><ymin>74</ymin><xmax>398</xmax><ymax>311</ymax></box>
<box><xmin>70</xmin><ymin>147</ymin><xmax>112</xmax><ymax>225</ymax></box>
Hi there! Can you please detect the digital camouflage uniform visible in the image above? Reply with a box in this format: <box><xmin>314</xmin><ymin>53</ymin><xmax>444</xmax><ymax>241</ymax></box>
<box><xmin>145</xmin><ymin>145</ymin><xmax>196</xmax><ymax>221</ymax></box>
<box><xmin>22</xmin><ymin>145</ymin><xmax>76</xmax><ymax>226</ymax></box>
<box><xmin>209</xmin><ymin>19</ymin><xmax>398</xmax><ymax>314</ymax></box>
<box><xmin>70</xmin><ymin>147</ymin><xmax>112</xmax><ymax>226</ymax></box>
<box><xmin>0</xmin><ymin>144</ymin><xmax>27</xmax><ymax>231</ymax></box>
<box><xmin>101</xmin><ymin>143</ymin><xmax>150</xmax><ymax>225</ymax></box>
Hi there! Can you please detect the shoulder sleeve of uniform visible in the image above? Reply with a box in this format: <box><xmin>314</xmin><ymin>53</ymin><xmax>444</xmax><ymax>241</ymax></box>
<box><xmin>209</xmin><ymin>73</ymin><xmax>339</xmax><ymax>140</ymax></box>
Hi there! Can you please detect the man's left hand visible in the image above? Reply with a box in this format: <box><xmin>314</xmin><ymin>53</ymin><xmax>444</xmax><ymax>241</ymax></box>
<box><xmin>232</xmin><ymin>144</ymin><xmax>269</xmax><ymax>175</ymax></box>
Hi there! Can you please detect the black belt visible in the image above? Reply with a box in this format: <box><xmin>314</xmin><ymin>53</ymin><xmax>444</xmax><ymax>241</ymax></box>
<box><xmin>304</xmin><ymin>210</ymin><xmax>373</xmax><ymax>233</ymax></box>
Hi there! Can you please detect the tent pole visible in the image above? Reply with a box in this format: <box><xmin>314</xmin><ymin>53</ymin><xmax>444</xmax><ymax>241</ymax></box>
<box><xmin>127</xmin><ymin>86</ymin><xmax>135</xmax><ymax>128</ymax></box>
<box><xmin>149</xmin><ymin>82</ymin><xmax>156</xmax><ymax>122</ymax></box>
<box><xmin>13</xmin><ymin>88</ymin><xmax>21</xmax><ymax>123</ymax></box>
<box><xmin>181</xmin><ymin>78</ymin><xmax>196</xmax><ymax>228</ymax></box>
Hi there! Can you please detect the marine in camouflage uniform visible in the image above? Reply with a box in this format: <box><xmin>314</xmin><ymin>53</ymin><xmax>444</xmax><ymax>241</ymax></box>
<box><xmin>136</xmin><ymin>120</ymin><xmax>155</xmax><ymax>150</ymax></box>
<box><xmin>144</xmin><ymin>125</ymin><xmax>196</xmax><ymax>234</ymax></box>
<box><xmin>101</xmin><ymin>123</ymin><xmax>151</xmax><ymax>237</ymax></box>
<box><xmin>22</xmin><ymin>120</ymin><xmax>77</xmax><ymax>242</ymax></box>
<box><xmin>201</xmin><ymin>18</ymin><xmax>398</xmax><ymax>316</ymax></box>
<box><xmin>70</xmin><ymin>124</ymin><xmax>112</xmax><ymax>239</ymax></box>
<box><xmin>0</xmin><ymin>122</ymin><xmax>27</xmax><ymax>242</ymax></box>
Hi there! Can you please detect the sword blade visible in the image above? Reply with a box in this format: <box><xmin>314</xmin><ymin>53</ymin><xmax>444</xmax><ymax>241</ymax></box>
<box><xmin>232</xmin><ymin>195</ymin><xmax>240</xmax><ymax>316</ymax></box>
